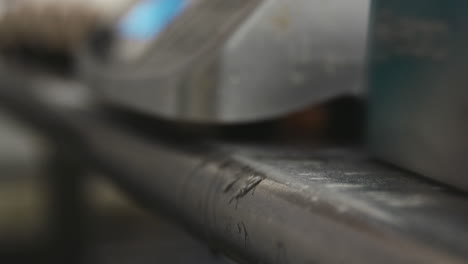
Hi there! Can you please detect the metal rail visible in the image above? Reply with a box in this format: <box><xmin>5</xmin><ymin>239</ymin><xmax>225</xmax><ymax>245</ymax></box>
<box><xmin>0</xmin><ymin>72</ymin><xmax>467</xmax><ymax>264</ymax></box>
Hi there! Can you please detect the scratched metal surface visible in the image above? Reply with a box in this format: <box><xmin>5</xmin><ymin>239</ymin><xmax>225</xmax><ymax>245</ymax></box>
<box><xmin>0</xmin><ymin>71</ymin><xmax>467</xmax><ymax>264</ymax></box>
<box><xmin>76</xmin><ymin>116</ymin><xmax>468</xmax><ymax>264</ymax></box>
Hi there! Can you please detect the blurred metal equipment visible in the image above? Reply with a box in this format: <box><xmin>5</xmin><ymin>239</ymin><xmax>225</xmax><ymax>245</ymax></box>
<box><xmin>77</xmin><ymin>118</ymin><xmax>468</xmax><ymax>264</ymax></box>
<box><xmin>368</xmin><ymin>0</ymin><xmax>468</xmax><ymax>191</ymax></box>
<box><xmin>81</xmin><ymin>0</ymin><xmax>370</xmax><ymax>123</ymax></box>
<box><xmin>0</xmin><ymin>70</ymin><xmax>467</xmax><ymax>263</ymax></box>
<box><xmin>3</xmin><ymin>0</ymin><xmax>468</xmax><ymax>263</ymax></box>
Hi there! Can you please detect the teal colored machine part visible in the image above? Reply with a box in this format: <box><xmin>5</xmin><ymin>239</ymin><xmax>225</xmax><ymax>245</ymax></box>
<box><xmin>118</xmin><ymin>0</ymin><xmax>189</xmax><ymax>40</ymax></box>
<box><xmin>368</xmin><ymin>0</ymin><xmax>468</xmax><ymax>190</ymax></box>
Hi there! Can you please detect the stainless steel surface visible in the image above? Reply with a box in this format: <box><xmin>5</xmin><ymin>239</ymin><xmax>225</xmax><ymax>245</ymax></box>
<box><xmin>82</xmin><ymin>0</ymin><xmax>370</xmax><ymax>123</ymax></box>
<box><xmin>368</xmin><ymin>0</ymin><xmax>468</xmax><ymax>191</ymax></box>
<box><xmin>82</xmin><ymin>125</ymin><xmax>468</xmax><ymax>264</ymax></box>
<box><xmin>84</xmin><ymin>178</ymin><xmax>238</xmax><ymax>264</ymax></box>
<box><xmin>0</xmin><ymin>72</ymin><xmax>468</xmax><ymax>264</ymax></box>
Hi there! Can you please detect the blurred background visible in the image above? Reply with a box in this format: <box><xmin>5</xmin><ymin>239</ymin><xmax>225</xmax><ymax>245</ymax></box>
<box><xmin>0</xmin><ymin>109</ymin><xmax>236</xmax><ymax>264</ymax></box>
<box><xmin>0</xmin><ymin>0</ymin><xmax>466</xmax><ymax>263</ymax></box>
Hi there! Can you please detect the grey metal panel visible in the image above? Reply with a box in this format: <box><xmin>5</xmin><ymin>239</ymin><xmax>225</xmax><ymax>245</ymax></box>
<box><xmin>0</xmin><ymin>70</ymin><xmax>468</xmax><ymax>264</ymax></box>
<box><xmin>0</xmin><ymin>70</ymin><xmax>466</xmax><ymax>264</ymax></box>
<box><xmin>78</xmin><ymin>117</ymin><xmax>468</xmax><ymax>264</ymax></box>
<box><xmin>368</xmin><ymin>0</ymin><xmax>468</xmax><ymax>190</ymax></box>
<box><xmin>218</xmin><ymin>0</ymin><xmax>370</xmax><ymax>121</ymax></box>
<box><xmin>82</xmin><ymin>0</ymin><xmax>370</xmax><ymax>123</ymax></box>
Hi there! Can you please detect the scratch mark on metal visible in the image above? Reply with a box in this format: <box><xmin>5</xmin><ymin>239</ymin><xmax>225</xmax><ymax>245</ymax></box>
<box><xmin>229</xmin><ymin>175</ymin><xmax>264</xmax><ymax>208</ymax></box>
<box><xmin>326</xmin><ymin>183</ymin><xmax>364</xmax><ymax>189</ymax></box>
<box><xmin>309</xmin><ymin>177</ymin><xmax>327</xmax><ymax>181</ymax></box>
<box><xmin>241</xmin><ymin>222</ymin><xmax>248</xmax><ymax>249</ymax></box>
<box><xmin>224</xmin><ymin>177</ymin><xmax>240</xmax><ymax>193</ymax></box>
<box><xmin>236</xmin><ymin>222</ymin><xmax>249</xmax><ymax>249</ymax></box>
<box><xmin>237</xmin><ymin>223</ymin><xmax>242</xmax><ymax>234</ymax></box>
<box><xmin>344</xmin><ymin>172</ymin><xmax>369</xmax><ymax>176</ymax></box>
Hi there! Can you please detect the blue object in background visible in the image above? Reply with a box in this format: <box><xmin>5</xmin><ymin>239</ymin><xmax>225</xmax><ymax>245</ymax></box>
<box><xmin>118</xmin><ymin>0</ymin><xmax>188</xmax><ymax>40</ymax></box>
